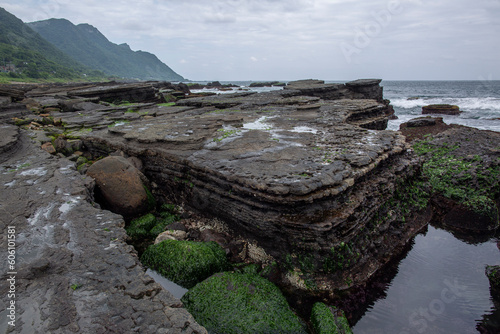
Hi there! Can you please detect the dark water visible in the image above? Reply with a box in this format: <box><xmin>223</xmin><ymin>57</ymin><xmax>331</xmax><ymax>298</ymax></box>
<box><xmin>352</xmin><ymin>225</ymin><xmax>500</xmax><ymax>334</ymax></box>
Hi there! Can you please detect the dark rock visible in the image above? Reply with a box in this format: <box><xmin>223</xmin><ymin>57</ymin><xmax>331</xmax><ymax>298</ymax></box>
<box><xmin>486</xmin><ymin>265</ymin><xmax>500</xmax><ymax>300</ymax></box>
<box><xmin>70</xmin><ymin>83</ymin><xmax>157</xmax><ymax>104</ymax></box>
<box><xmin>442</xmin><ymin>196</ymin><xmax>499</xmax><ymax>232</ymax></box>
<box><xmin>422</xmin><ymin>104</ymin><xmax>461</xmax><ymax>115</ymax></box>
<box><xmin>53</xmin><ymin>137</ymin><xmax>73</xmax><ymax>156</ymax></box>
<box><xmin>86</xmin><ymin>156</ymin><xmax>151</xmax><ymax>219</ymax></box>
<box><xmin>168</xmin><ymin>222</ymin><xmax>188</xmax><ymax>232</ymax></box>
<box><xmin>199</xmin><ymin>228</ymin><xmax>228</xmax><ymax>246</ymax></box>
<box><xmin>249</xmin><ymin>81</ymin><xmax>281</xmax><ymax>87</ymax></box>
<box><xmin>406</xmin><ymin>116</ymin><xmax>438</xmax><ymax>127</ymax></box>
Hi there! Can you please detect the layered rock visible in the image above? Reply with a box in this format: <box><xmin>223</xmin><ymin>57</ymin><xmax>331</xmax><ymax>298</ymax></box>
<box><xmin>81</xmin><ymin>80</ymin><xmax>428</xmax><ymax>292</ymax></box>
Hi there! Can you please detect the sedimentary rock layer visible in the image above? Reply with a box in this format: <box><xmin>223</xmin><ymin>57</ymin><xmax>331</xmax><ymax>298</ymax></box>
<box><xmin>82</xmin><ymin>80</ymin><xmax>427</xmax><ymax>291</ymax></box>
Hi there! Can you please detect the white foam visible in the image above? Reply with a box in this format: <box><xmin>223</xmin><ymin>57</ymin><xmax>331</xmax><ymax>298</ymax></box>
<box><xmin>391</xmin><ymin>97</ymin><xmax>500</xmax><ymax>112</ymax></box>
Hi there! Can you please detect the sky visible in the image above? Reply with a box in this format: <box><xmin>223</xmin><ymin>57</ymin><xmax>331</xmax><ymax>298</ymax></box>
<box><xmin>2</xmin><ymin>0</ymin><xmax>500</xmax><ymax>81</ymax></box>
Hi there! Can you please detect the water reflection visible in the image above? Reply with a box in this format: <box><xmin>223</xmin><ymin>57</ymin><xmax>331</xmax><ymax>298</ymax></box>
<box><xmin>146</xmin><ymin>269</ymin><xmax>188</xmax><ymax>299</ymax></box>
<box><xmin>352</xmin><ymin>224</ymin><xmax>500</xmax><ymax>334</ymax></box>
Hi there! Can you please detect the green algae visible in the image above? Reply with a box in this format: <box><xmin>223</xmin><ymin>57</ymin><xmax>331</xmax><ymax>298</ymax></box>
<box><xmin>181</xmin><ymin>272</ymin><xmax>307</xmax><ymax>334</ymax></box>
<box><xmin>310</xmin><ymin>302</ymin><xmax>353</xmax><ymax>334</ymax></box>
<box><xmin>141</xmin><ymin>240</ymin><xmax>230</xmax><ymax>289</ymax></box>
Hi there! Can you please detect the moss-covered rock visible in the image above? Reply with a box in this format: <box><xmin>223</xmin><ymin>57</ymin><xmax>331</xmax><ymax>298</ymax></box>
<box><xmin>126</xmin><ymin>213</ymin><xmax>157</xmax><ymax>239</ymax></box>
<box><xmin>310</xmin><ymin>302</ymin><xmax>352</xmax><ymax>334</ymax></box>
<box><xmin>181</xmin><ymin>272</ymin><xmax>307</xmax><ymax>334</ymax></box>
<box><xmin>141</xmin><ymin>240</ymin><xmax>230</xmax><ymax>288</ymax></box>
<box><xmin>486</xmin><ymin>265</ymin><xmax>500</xmax><ymax>300</ymax></box>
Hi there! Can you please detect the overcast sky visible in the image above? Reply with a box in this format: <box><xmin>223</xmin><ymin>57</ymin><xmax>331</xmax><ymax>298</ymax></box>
<box><xmin>3</xmin><ymin>0</ymin><xmax>500</xmax><ymax>81</ymax></box>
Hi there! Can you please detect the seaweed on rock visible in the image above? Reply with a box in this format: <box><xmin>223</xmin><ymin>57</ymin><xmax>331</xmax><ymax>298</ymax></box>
<box><xmin>141</xmin><ymin>240</ymin><xmax>230</xmax><ymax>288</ymax></box>
<box><xmin>310</xmin><ymin>302</ymin><xmax>353</xmax><ymax>334</ymax></box>
<box><xmin>181</xmin><ymin>272</ymin><xmax>307</xmax><ymax>334</ymax></box>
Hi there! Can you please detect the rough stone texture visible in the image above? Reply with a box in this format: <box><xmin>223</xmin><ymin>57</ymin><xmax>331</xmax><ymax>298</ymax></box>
<box><xmin>87</xmin><ymin>156</ymin><xmax>151</xmax><ymax>220</ymax></box>
<box><xmin>81</xmin><ymin>81</ymin><xmax>428</xmax><ymax>292</ymax></box>
<box><xmin>406</xmin><ymin>116</ymin><xmax>438</xmax><ymax>127</ymax></box>
<box><xmin>0</xmin><ymin>125</ymin><xmax>206</xmax><ymax>333</ymax></box>
<box><xmin>422</xmin><ymin>104</ymin><xmax>461</xmax><ymax>115</ymax></box>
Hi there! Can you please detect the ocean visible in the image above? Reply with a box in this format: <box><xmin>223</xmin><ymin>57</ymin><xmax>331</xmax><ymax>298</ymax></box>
<box><xmin>382</xmin><ymin>80</ymin><xmax>500</xmax><ymax>132</ymax></box>
<box><xmin>191</xmin><ymin>80</ymin><xmax>500</xmax><ymax>133</ymax></box>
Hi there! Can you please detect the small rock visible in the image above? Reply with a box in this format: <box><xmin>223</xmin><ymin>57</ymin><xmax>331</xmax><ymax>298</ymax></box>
<box><xmin>154</xmin><ymin>230</ymin><xmax>188</xmax><ymax>244</ymax></box>
<box><xmin>41</xmin><ymin>142</ymin><xmax>56</xmax><ymax>155</ymax></box>
<box><xmin>199</xmin><ymin>228</ymin><xmax>228</xmax><ymax>246</ymax></box>
<box><xmin>167</xmin><ymin>222</ymin><xmax>187</xmax><ymax>232</ymax></box>
<box><xmin>54</xmin><ymin>137</ymin><xmax>73</xmax><ymax>156</ymax></box>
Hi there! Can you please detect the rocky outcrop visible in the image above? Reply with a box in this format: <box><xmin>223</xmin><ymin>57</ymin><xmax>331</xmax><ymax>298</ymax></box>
<box><xmin>80</xmin><ymin>80</ymin><xmax>428</xmax><ymax>293</ymax></box>
<box><xmin>412</xmin><ymin>126</ymin><xmax>500</xmax><ymax>234</ymax></box>
<box><xmin>0</xmin><ymin>124</ymin><xmax>206</xmax><ymax>333</ymax></box>
<box><xmin>87</xmin><ymin>156</ymin><xmax>153</xmax><ymax>220</ymax></box>
<box><xmin>422</xmin><ymin>104</ymin><xmax>461</xmax><ymax>115</ymax></box>
<box><xmin>285</xmin><ymin>78</ymin><xmax>383</xmax><ymax>102</ymax></box>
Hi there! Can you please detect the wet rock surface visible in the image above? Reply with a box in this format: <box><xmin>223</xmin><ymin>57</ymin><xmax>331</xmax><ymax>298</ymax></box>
<box><xmin>0</xmin><ymin>124</ymin><xmax>206</xmax><ymax>333</ymax></box>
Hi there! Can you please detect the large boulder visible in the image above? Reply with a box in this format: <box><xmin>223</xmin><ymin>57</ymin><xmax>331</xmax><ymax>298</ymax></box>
<box><xmin>87</xmin><ymin>156</ymin><xmax>152</xmax><ymax>219</ymax></box>
<box><xmin>141</xmin><ymin>240</ymin><xmax>230</xmax><ymax>288</ymax></box>
<box><xmin>422</xmin><ymin>104</ymin><xmax>461</xmax><ymax>115</ymax></box>
<box><xmin>181</xmin><ymin>272</ymin><xmax>307</xmax><ymax>334</ymax></box>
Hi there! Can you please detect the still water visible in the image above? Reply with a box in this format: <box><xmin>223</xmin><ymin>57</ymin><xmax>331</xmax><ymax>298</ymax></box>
<box><xmin>353</xmin><ymin>225</ymin><xmax>500</xmax><ymax>334</ymax></box>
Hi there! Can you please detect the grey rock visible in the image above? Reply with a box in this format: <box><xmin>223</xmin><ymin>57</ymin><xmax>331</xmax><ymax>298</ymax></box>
<box><xmin>0</xmin><ymin>129</ymin><xmax>206</xmax><ymax>333</ymax></box>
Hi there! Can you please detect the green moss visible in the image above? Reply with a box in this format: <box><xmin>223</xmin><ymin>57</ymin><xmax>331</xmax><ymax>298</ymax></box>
<box><xmin>143</xmin><ymin>185</ymin><xmax>156</xmax><ymax>211</ymax></box>
<box><xmin>323</xmin><ymin>242</ymin><xmax>359</xmax><ymax>273</ymax></box>
<box><xmin>181</xmin><ymin>272</ymin><xmax>307</xmax><ymax>334</ymax></box>
<box><xmin>413</xmin><ymin>138</ymin><xmax>500</xmax><ymax>217</ymax></box>
<box><xmin>126</xmin><ymin>213</ymin><xmax>157</xmax><ymax>240</ymax></box>
<box><xmin>311</xmin><ymin>302</ymin><xmax>353</xmax><ymax>334</ymax></box>
<box><xmin>158</xmin><ymin>102</ymin><xmax>176</xmax><ymax>107</ymax></box>
<box><xmin>463</xmin><ymin>195</ymin><xmax>499</xmax><ymax>220</ymax></box>
<box><xmin>141</xmin><ymin>240</ymin><xmax>230</xmax><ymax>288</ymax></box>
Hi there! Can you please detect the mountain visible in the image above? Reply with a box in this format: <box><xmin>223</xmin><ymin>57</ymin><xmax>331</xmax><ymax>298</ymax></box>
<box><xmin>0</xmin><ymin>7</ymin><xmax>103</xmax><ymax>80</ymax></box>
<box><xmin>28</xmin><ymin>19</ymin><xmax>184</xmax><ymax>81</ymax></box>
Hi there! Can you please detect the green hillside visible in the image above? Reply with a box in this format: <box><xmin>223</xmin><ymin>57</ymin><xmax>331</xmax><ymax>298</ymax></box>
<box><xmin>0</xmin><ymin>7</ymin><xmax>104</xmax><ymax>81</ymax></box>
<box><xmin>28</xmin><ymin>19</ymin><xmax>184</xmax><ymax>81</ymax></box>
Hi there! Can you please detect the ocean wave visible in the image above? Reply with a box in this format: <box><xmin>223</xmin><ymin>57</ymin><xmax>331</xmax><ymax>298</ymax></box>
<box><xmin>390</xmin><ymin>97</ymin><xmax>500</xmax><ymax>111</ymax></box>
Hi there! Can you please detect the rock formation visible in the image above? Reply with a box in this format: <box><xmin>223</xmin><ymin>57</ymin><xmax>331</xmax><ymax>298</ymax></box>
<box><xmin>77</xmin><ymin>79</ymin><xmax>429</xmax><ymax>293</ymax></box>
